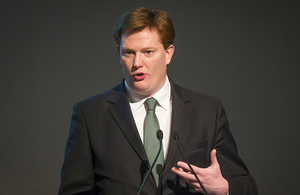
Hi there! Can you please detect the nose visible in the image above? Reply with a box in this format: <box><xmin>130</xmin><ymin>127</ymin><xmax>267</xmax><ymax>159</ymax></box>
<box><xmin>133</xmin><ymin>53</ymin><xmax>142</xmax><ymax>68</ymax></box>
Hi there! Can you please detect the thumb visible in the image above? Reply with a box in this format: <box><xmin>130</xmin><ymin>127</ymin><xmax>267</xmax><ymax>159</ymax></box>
<box><xmin>210</xmin><ymin>149</ymin><xmax>218</xmax><ymax>166</ymax></box>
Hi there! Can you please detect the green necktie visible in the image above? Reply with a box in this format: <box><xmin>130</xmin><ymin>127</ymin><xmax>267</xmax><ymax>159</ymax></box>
<box><xmin>144</xmin><ymin>97</ymin><xmax>164</xmax><ymax>186</ymax></box>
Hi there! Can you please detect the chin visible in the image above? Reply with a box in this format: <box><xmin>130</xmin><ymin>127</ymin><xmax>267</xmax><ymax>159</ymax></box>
<box><xmin>134</xmin><ymin>87</ymin><xmax>148</xmax><ymax>94</ymax></box>
<box><xmin>132</xmin><ymin>87</ymin><xmax>151</xmax><ymax>96</ymax></box>
<box><xmin>132</xmin><ymin>83</ymin><xmax>147</xmax><ymax>91</ymax></box>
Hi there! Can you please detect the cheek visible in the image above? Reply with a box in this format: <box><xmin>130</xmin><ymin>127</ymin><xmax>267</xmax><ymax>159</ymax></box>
<box><xmin>121</xmin><ymin>64</ymin><xmax>130</xmax><ymax>75</ymax></box>
<box><xmin>148</xmin><ymin>55</ymin><xmax>165</xmax><ymax>67</ymax></box>
<box><xmin>121</xmin><ymin>59</ymin><xmax>131</xmax><ymax>70</ymax></box>
<box><xmin>154</xmin><ymin>57</ymin><xmax>167</xmax><ymax>71</ymax></box>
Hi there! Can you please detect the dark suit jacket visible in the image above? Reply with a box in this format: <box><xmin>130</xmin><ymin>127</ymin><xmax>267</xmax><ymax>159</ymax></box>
<box><xmin>58</xmin><ymin>80</ymin><xmax>257</xmax><ymax>195</ymax></box>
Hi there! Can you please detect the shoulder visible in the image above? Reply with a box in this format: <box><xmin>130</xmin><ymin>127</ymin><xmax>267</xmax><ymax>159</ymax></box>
<box><xmin>75</xmin><ymin>81</ymin><xmax>125</xmax><ymax>109</ymax></box>
<box><xmin>172</xmin><ymin>81</ymin><xmax>220</xmax><ymax>106</ymax></box>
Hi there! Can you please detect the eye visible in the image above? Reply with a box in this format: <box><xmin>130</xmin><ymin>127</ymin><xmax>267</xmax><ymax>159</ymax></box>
<box><xmin>145</xmin><ymin>51</ymin><xmax>153</xmax><ymax>55</ymax></box>
<box><xmin>123</xmin><ymin>51</ymin><xmax>134</xmax><ymax>56</ymax></box>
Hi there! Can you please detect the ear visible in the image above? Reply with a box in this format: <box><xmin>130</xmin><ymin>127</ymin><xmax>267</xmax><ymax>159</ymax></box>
<box><xmin>165</xmin><ymin>45</ymin><xmax>175</xmax><ymax>65</ymax></box>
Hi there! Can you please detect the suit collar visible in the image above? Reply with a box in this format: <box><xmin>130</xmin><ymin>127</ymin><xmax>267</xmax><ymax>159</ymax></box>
<box><xmin>107</xmin><ymin>80</ymin><xmax>149</xmax><ymax>165</ymax></box>
<box><xmin>163</xmin><ymin>79</ymin><xmax>191</xmax><ymax>176</ymax></box>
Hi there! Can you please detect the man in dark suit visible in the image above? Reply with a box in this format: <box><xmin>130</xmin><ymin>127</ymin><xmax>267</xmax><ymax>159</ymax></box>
<box><xmin>58</xmin><ymin>7</ymin><xmax>257</xmax><ymax>195</ymax></box>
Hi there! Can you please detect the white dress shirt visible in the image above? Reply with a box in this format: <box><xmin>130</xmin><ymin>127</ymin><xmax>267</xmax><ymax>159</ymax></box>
<box><xmin>125</xmin><ymin>76</ymin><xmax>172</xmax><ymax>160</ymax></box>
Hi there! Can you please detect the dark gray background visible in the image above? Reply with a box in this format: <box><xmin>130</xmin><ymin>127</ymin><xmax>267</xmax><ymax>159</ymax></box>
<box><xmin>1</xmin><ymin>0</ymin><xmax>299</xmax><ymax>194</ymax></box>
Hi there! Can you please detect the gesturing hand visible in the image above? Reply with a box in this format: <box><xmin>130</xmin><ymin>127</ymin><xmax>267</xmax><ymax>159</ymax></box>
<box><xmin>171</xmin><ymin>149</ymin><xmax>229</xmax><ymax>195</ymax></box>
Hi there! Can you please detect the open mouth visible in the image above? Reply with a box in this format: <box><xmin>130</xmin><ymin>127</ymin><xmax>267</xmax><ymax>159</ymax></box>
<box><xmin>134</xmin><ymin>73</ymin><xmax>146</xmax><ymax>80</ymax></box>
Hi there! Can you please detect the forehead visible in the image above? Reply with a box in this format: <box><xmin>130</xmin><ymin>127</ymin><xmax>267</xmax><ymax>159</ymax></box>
<box><xmin>120</xmin><ymin>28</ymin><xmax>163</xmax><ymax>48</ymax></box>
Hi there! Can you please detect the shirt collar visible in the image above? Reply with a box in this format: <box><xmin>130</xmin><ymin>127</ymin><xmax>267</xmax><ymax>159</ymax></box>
<box><xmin>125</xmin><ymin>76</ymin><xmax>171</xmax><ymax>111</ymax></box>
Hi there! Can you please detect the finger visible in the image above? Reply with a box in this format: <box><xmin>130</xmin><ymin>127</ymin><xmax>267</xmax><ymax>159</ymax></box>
<box><xmin>177</xmin><ymin>161</ymin><xmax>201</xmax><ymax>173</ymax></box>
<box><xmin>171</xmin><ymin>167</ymin><xmax>185</xmax><ymax>173</ymax></box>
<box><xmin>210</xmin><ymin>149</ymin><xmax>219</xmax><ymax>166</ymax></box>
<box><xmin>190</xmin><ymin>180</ymin><xmax>201</xmax><ymax>188</ymax></box>
<box><xmin>171</xmin><ymin>167</ymin><xmax>197</xmax><ymax>181</ymax></box>
<box><xmin>191</xmin><ymin>183</ymin><xmax>203</xmax><ymax>192</ymax></box>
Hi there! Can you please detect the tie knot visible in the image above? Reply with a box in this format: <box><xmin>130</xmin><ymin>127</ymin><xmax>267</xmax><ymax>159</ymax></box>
<box><xmin>145</xmin><ymin>97</ymin><xmax>158</xmax><ymax>111</ymax></box>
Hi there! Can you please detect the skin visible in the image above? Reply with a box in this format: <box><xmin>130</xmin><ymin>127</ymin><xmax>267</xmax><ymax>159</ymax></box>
<box><xmin>118</xmin><ymin>27</ymin><xmax>228</xmax><ymax>194</ymax></box>
<box><xmin>171</xmin><ymin>149</ymin><xmax>229</xmax><ymax>195</ymax></box>
<box><xmin>117</xmin><ymin>27</ymin><xmax>174</xmax><ymax>97</ymax></box>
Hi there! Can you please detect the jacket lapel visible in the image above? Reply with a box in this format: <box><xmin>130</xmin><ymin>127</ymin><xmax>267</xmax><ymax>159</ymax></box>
<box><xmin>107</xmin><ymin>81</ymin><xmax>149</xmax><ymax>165</ymax></box>
<box><xmin>163</xmin><ymin>81</ymin><xmax>191</xmax><ymax>176</ymax></box>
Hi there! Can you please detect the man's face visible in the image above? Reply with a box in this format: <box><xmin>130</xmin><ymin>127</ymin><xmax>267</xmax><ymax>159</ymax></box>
<box><xmin>118</xmin><ymin>28</ymin><xmax>174</xmax><ymax>97</ymax></box>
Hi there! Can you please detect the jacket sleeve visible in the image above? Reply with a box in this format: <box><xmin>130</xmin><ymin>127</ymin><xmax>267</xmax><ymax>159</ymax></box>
<box><xmin>58</xmin><ymin>103</ymin><xmax>95</xmax><ymax>195</ymax></box>
<box><xmin>213</xmin><ymin>100</ymin><xmax>258</xmax><ymax>195</ymax></box>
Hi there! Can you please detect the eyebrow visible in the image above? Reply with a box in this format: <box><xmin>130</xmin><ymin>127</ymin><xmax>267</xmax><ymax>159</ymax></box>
<box><xmin>121</xmin><ymin>48</ymin><xmax>134</xmax><ymax>52</ymax></box>
<box><xmin>122</xmin><ymin>47</ymin><xmax>156</xmax><ymax>51</ymax></box>
<box><xmin>121</xmin><ymin>47</ymin><xmax>134</xmax><ymax>52</ymax></box>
